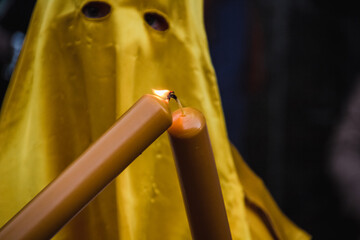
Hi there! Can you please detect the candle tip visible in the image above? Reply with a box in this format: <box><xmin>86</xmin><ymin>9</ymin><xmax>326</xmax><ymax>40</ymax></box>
<box><xmin>152</xmin><ymin>89</ymin><xmax>185</xmax><ymax>115</ymax></box>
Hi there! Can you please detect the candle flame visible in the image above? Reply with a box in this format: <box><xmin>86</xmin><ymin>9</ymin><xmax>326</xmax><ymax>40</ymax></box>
<box><xmin>152</xmin><ymin>89</ymin><xmax>171</xmax><ymax>100</ymax></box>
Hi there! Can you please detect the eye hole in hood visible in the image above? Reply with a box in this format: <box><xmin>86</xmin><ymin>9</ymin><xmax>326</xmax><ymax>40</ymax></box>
<box><xmin>82</xmin><ymin>1</ymin><xmax>111</xmax><ymax>19</ymax></box>
<box><xmin>144</xmin><ymin>12</ymin><xmax>169</xmax><ymax>31</ymax></box>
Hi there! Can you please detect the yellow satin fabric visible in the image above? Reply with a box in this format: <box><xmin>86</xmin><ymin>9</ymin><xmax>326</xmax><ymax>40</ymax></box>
<box><xmin>0</xmin><ymin>0</ymin><xmax>310</xmax><ymax>239</ymax></box>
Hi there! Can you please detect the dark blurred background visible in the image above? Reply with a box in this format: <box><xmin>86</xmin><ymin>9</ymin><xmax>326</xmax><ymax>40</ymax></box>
<box><xmin>0</xmin><ymin>0</ymin><xmax>35</xmax><ymax>103</ymax></box>
<box><xmin>1</xmin><ymin>0</ymin><xmax>360</xmax><ymax>239</ymax></box>
<box><xmin>206</xmin><ymin>0</ymin><xmax>360</xmax><ymax>239</ymax></box>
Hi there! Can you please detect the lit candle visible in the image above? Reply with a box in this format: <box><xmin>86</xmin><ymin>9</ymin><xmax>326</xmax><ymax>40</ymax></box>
<box><xmin>0</xmin><ymin>94</ymin><xmax>172</xmax><ymax>240</ymax></box>
<box><xmin>168</xmin><ymin>107</ymin><xmax>232</xmax><ymax>240</ymax></box>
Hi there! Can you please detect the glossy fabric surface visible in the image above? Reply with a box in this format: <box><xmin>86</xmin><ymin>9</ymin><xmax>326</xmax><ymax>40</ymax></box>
<box><xmin>0</xmin><ymin>0</ymin><xmax>310</xmax><ymax>239</ymax></box>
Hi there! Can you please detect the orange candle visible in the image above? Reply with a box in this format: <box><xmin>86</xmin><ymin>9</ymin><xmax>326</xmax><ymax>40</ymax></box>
<box><xmin>168</xmin><ymin>107</ymin><xmax>232</xmax><ymax>240</ymax></box>
<box><xmin>0</xmin><ymin>94</ymin><xmax>172</xmax><ymax>240</ymax></box>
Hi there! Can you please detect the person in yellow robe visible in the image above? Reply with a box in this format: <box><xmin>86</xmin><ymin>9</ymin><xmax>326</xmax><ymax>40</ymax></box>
<box><xmin>0</xmin><ymin>0</ymin><xmax>310</xmax><ymax>239</ymax></box>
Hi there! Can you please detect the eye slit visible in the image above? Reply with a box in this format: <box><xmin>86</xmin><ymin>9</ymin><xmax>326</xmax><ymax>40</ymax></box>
<box><xmin>82</xmin><ymin>1</ymin><xmax>111</xmax><ymax>19</ymax></box>
<box><xmin>144</xmin><ymin>12</ymin><xmax>169</xmax><ymax>31</ymax></box>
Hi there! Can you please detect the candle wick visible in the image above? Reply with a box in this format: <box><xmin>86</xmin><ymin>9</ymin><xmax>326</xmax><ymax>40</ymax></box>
<box><xmin>167</xmin><ymin>91</ymin><xmax>185</xmax><ymax>116</ymax></box>
<box><xmin>176</xmin><ymin>98</ymin><xmax>185</xmax><ymax>116</ymax></box>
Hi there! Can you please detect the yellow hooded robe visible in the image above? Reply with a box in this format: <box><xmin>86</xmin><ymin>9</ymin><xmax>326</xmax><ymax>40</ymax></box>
<box><xmin>0</xmin><ymin>0</ymin><xmax>310</xmax><ymax>239</ymax></box>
